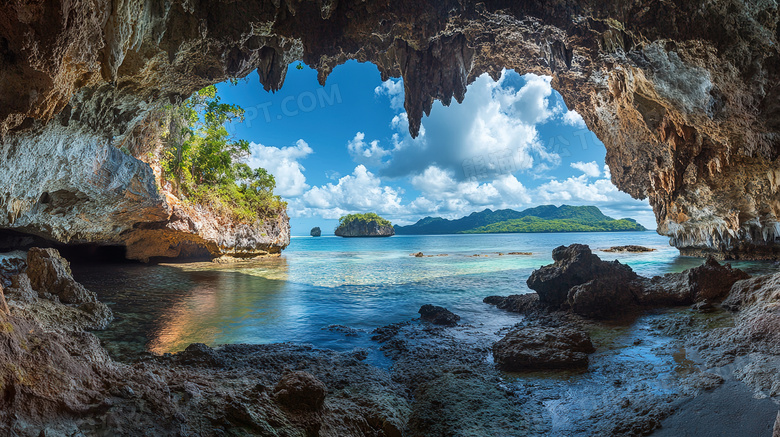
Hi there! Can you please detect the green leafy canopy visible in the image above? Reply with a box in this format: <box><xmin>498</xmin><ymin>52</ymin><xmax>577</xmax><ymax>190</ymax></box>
<box><xmin>160</xmin><ymin>85</ymin><xmax>285</xmax><ymax>222</ymax></box>
<box><xmin>337</xmin><ymin>213</ymin><xmax>392</xmax><ymax>229</ymax></box>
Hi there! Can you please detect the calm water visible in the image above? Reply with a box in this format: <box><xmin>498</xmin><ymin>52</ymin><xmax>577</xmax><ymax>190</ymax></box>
<box><xmin>71</xmin><ymin>232</ymin><xmax>779</xmax><ymax>361</ymax></box>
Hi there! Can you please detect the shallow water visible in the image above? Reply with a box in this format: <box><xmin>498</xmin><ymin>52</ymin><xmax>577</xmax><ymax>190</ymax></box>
<box><xmin>70</xmin><ymin>232</ymin><xmax>779</xmax><ymax>362</ymax></box>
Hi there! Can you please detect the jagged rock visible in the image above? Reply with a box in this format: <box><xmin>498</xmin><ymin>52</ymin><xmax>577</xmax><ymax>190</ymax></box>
<box><xmin>603</xmin><ymin>246</ymin><xmax>656</xmax><ymax>253</ymax></box>
<box><xmin>0</xmin><ymin>284</ymin><xmax>8</xmax><ymax>316</ymax></box>
<box><xmin>418</xmin><ymin>304</ymin><xmax>460</xmax><ymax>326</ymax></box>
<box><xmin>638</xmin><ymin>256</ymin><xmax>750</xmax><ymax>306</ymax></box>
<box><xmin>26</xmin><ymin>248</ymin><xmax>96</xmax><ymax>305</ymax></box>
<box><xmin>334</xmin><ymin>221</ymin><xmax>394</xmax><ymax>238</ymax></box>
<box><xmin>2</xmin><ymin>0</ymin><xmax>778</xmax><ymax>258</ymax></box>
<box><xmin>527</xmin><ymin>244</ymin><xmax>639</xmax><ymax>308</ymax></box>
<box><xmin>484</xmin><ymin>294</ymin><xmax>541</xmax><ymax>314</ymax></box>
<box><xmin>310</xmin><ymin>227</ymin><xmax>321</xmax><ymax>237</ymax></box>
<box><xmin>274</xmin><ymin>371</ymin><xmax>327</xmax><ymax>411</ymax></box>
<box><xmin>493</xmin><ymin>325</ymin><xmax>595</xmax><ymax>370</ymax></box>
<box><xmin>511</xmin><ymin>245</ymin><xmax>749</xmax><ymax>319</ymax></box>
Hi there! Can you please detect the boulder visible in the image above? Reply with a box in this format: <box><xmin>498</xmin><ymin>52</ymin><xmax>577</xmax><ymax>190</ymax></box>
<box><xmin>493</xmin><ymin>325</ymin><xmax>595</xmax><ymax>370</ymax></box>
<box><xmin>483</xmin><ymin>294</ymin><xmax>540</xmax><ymax>314</ymax></box>
<box><xmin>26</xmin><ymin>248</ymin><xmax>97</xmax><ymax>304</ymax></box>
<box><xmin>274</xmin><ymin>371</ymin><xmax>327</xmax><ymax>411</ymax></box>
<box><xmin>527</xmin><ymin>244</ymin><xmax>639</xmax><ymax>307</ymax></box>
<box><xmin>419</xmin><ymin>305</ymin><xmax>460</xmax><ymax>326</ymax></box>
<box><xmin>602</xmin><ymin>245</ymin><xmax>656</xmax><ymax>253</ymax></box>
<box><xmin>310</xmin><ymin>227</ymin><xmax>321</xmax><ymax>237</ymax></box>
<box><xmin>566</xmin><ymin>278</ymin><xmax>641</xmax><ymax>319</ymax></box>
<box><xmin>638</xmin><ymin>256</ymin><xmax>750</xmax><ymax>306</ymax></box>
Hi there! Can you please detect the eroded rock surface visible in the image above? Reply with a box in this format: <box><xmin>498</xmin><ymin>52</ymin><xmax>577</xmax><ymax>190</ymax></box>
<box><xmin>493</xmin><ymin>324</ymin><xmax>595</xmax><ymax>370</ymax></box>
<box><xmin>1</xmin><ymin>0</ymin><xmax>779</xmax><ymax>257</ymax></box>
<box><xmin>418</xmin><ymin>304</ymin><xmax>460</xmax><ymax>326</ymax></box>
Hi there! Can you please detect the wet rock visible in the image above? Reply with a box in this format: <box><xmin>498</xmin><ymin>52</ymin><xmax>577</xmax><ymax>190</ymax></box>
<box><xmin>310</xmin><ymin>227</ymin><xmax>321</xmax><ymax>237</ymax></box>
<box><xmin>527</xmin><ymin>244</ymin><xmax>639</xmax><ymax>308</ymax></box>
<box><xmin>26</xmin><ymin>248</ymin><xmax>97</xmax><ymax>305</ymax></box>
<box><xmin>412</xmin><ymin>252</ymin><xmax>424</xmax><ymax>257</ymax></box>
<box><xmin>419</xmin><ymin>304</ymin><xmax>460</xmax><ymax>326</ymax></box>
<box><xmin>176</xmin><ymin>343</ymin><xmax>223</xmax><ymax>367</ymax></box>
<box><xmin>638</xmin><ymin>256</ymin><xmax>749</xmax><ymax>306</ymax></box>
<box><xmin>602</xmin><ymin>245</ymin><xmax>656</xmax><ymax>253</ymax></box>
<box><xmin>774</xmin><ymin>412</ymin><xmax>780</xmax><ymax>437</ymax></box>
<box><xmin>484</xmin><ymin>294</ymin><xmax>541</xmax><ymax>314</ymax></box>
<box><xmin>566</xmin><ymin>278</ymin><xmax>642</xmax><ymax>319</ymax></box>
<box><xmin>493</xmin><ymin>325</ymin><xmax>595</xmax><ymax>370</ymax></box>
<box><xmin>274</xmin><ymin>371</ymin><xmax>327</xmax><ymax>411</ymax></box>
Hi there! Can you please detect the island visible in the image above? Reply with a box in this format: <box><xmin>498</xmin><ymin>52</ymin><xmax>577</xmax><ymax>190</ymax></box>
<box><xmin>310</xmin><ymin>227</ymin><xmax>322</xmax><ymax>237</ymax></box>
<box><xmin>394</xmin><ymin>205</ymin><xmax>647</xmax><ymax>235</ymax></box>
<box><xmin>334</xmin><ymin>213</ymin><xmax>395</xmax><ymax>237</ymax></box>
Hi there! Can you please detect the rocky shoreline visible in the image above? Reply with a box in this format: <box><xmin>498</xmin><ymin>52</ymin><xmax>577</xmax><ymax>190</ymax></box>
<box><xmin>1</xmin><ymin>245</ymin><xmax>779</xmax><ymax>435</ymax></box>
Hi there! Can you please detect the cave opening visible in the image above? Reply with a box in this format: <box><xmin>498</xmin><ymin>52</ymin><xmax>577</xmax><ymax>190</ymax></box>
<box><xmin>193</xmin><ymin>60</ymin><xmax>656</xmax><ymax>237</ymax></box>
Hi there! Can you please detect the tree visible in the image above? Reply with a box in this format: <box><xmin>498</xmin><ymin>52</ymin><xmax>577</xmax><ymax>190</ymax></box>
<box><xmin>160</xmin><ymin>86</ymin><xmax>284</xmax><ymax>222</ymax></box>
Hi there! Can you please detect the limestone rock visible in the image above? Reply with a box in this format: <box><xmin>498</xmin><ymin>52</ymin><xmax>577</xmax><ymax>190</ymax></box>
<box><xmin>334</xmin><ymin>221</ymin><xmax>394</xmax><ymax>238</ymax></box>
<box><xmin>493</xmin><ymin>325</ymin><xmax>595</xmax><ymax>370</ymax></box>
<box><xmin>1</xmin><ymin>0</ymin><xmax>779</xmax><ymax>258</ymax></box>
<box><xmin>527</xmin><ymin>244</ymin><xmax>639</xmax><ymax>307</ymax></box>
<box><xmin>419</xmin><ymin>304</ymin><xmax>460</xmax><ymax>326</ymax></box>
<box><xmin>27</xmin><ymin>248</ymin><xmax>97</xmax><ymax>305</ymax></box>
<box><xmin>274</xmin><ymin>371</ymin><xmax>327</xmax><ymax>411</ymax></box>
<box><xmin>310</xmin><ymin>227</ymin><xmax>321</xmax><ymax>237</ymax></box>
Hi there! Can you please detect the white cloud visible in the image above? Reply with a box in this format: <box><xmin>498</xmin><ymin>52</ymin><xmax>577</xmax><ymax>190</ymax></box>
<box><xmin>298</xmin><ymin>165</ymin><xmax>403</xmax><ymax>219</ymax></box>
<box><xmin>570</xmin><ymin>161</ymin><xmax>602</xmax><ymax>178</ymax></box>
<box><xmin>374</xmin><ymin>79</ymin><xmax>404</xmax><ymax>111</ymax></box>
<box><xmin>246</xmin><ymin>139</ymin><xmax>313</xmax><ymax>197</ymax></box>
<box><xmin>562</xmin><ymin>109</ymin><xmax>587</xmax><ymax>128</ymax></box>
<box><xmin>365</xmin><ymin>71</ymin><xmax>559</xmax><ymax>181</ymax></box>
<box><xmin>347</xmin><ymin>132</ymin><xmax>390</xmax><ymax>167</ymax></box>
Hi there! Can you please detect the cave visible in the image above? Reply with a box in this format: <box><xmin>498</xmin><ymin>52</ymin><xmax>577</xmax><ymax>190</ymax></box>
<box><xmin>1</xmin><ymin>1</ymin><xmax>780</xmax><ymax>435</ymax></box>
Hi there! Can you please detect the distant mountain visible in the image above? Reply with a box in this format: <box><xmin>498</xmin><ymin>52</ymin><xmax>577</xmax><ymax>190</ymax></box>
<box><xmin>393</xmin><ymin>205</ymin><xmax>646</xmax><ymax>235</ymax></box>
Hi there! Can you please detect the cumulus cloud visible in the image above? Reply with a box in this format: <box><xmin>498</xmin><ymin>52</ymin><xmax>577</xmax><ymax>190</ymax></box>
<box><xmin>570</xmin><ymin>161</ymin><xmax>602</xmax><ymax>178</ymax></box>
<box><xmin>297</xmin><ymin>165</ymin><xmax>403</xmax><ymax>219</ymax></box>
<box><xmin>347</xmin><ymin>132</ymin><xmax>390</xmax><ymax>167</ymax></box>
<box><xmin>562</xmin><ymin>109</ymin><xmax>587</xmax><ymax>128</ymax></box>
<box><xmin>246</xmin><ymin>139</ymin><xmax>313</xmax><ymax>197</ymax></box>
<box><xmin>358</xmin><ymin>71</ymin><xmax>559</xmax><ymax>181</ymax></box>
<box><xmin>374</xmin><ymin>79</ymin><xmax>404</xmax><ymax>111</ymax></box>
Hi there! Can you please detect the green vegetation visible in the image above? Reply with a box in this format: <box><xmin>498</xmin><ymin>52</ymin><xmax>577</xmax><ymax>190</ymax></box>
<box><xmin>337</xmin><ymin>213</ymin><xmax>392</xmax><ymax>229</ymax></box>
<box><xmin>160</xmin><ymin>85</ymin><xmax>284</xmax><ymax>222</ymax></box>
<box><xmin>394</xmin><ymin>205</ymin><xmax>647</xmax><ymax>235</ymax></box>
<box><xmin>461</xmin><ymin>217</ymin><xmax>645</xmax><ymax>234</ymax></box>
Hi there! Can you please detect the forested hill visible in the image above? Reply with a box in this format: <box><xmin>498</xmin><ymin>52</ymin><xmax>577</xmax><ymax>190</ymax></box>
<box><xmin>393</xmin><ymin>205</ymin><xmax>647</xmax><ymax>235</ymax></box>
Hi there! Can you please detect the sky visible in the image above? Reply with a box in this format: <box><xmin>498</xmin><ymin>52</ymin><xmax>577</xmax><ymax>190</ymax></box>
<box><xmin>215</xmin><ymin>61</ymin><xmax>656</xmax><ymax>236</ymax></box>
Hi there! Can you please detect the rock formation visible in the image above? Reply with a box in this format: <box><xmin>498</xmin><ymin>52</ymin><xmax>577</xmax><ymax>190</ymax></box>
<box><xmin>418</xmin><ymin>304</ymin><xmax>460</xmax><ymax>326</ymax></box>
<box><xmin>516</xmin><ymin>245</ymin><xmax>750</xmax><ymax>319</ymax></box>
<box><xmin>310</xmin><ymin>227</ymin><xmax>321</xmax><ymax>237</ymax></box>
<box><xmin>334</xmin><ymin>220</ymin><xmax>394</xmax><ymax>238</ymax></box>
<box><xmin>0</xmin><ymin>0</ymin><xmax>779</xmax><ymax>257</ymax></box>
<box><xmin>493</xmin><ymin>324</ymin><xmax>595</xmax><ymax>370</ymax></box>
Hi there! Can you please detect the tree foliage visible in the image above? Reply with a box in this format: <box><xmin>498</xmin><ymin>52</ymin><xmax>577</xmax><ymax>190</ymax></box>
<box><xmin>337</xmin><ymin>213</ymin><xmax>392</xmax><ymax>229</ymax></box>
<box><xmin>460</xmin><ymin>217</ymin><xmax>646</xmax><ymax>234</ymax></box>
<box><xmin>160</xmin><ymin>85</ymin><xmax>285</xmax><ymax>222</ymax></box>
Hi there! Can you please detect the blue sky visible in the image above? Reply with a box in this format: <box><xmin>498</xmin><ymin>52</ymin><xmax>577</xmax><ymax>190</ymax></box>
<box><xmin>216</xmin><ymin>61</ymin><xmax>655</xmax><ymax>236</ymax></box>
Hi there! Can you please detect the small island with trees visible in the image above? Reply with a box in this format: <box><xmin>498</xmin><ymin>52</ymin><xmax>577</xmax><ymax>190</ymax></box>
<box><xmin>334</xmin><ymin>213</ymin><xmax>395</xmax><ymax>237</ymax></box>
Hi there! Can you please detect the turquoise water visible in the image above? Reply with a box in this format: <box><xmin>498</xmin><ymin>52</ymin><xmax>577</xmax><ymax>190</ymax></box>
<box><xmin>71</xmin><ymin>232</ymin><xmax>778</xmax><ymax>361</ymax></box>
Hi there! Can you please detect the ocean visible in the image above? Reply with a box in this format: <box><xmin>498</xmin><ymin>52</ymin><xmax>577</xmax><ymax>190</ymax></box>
<box><xmin>71</xmin><ymin>232</ymin><xmax>778</xmax><ymax>362</ymax></box>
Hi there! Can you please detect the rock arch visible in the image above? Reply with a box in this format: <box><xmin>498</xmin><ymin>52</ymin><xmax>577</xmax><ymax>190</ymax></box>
<box><xmin>0</xmin><ymin>0</ymin><xmax>778</xmax><ymax>258</ymax></box>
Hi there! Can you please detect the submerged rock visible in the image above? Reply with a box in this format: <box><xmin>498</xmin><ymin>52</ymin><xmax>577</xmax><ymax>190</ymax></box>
<box><xmin>419</xmin><ymin>304</ymin><xmax>461</xmax><ymax>326</ymax></box>
<box><xmin>484</xmin><ymin>294</ymin><xmax>541</xmax><ymax>315</ymax></box>
<box><xmin>602</xmin><ymin>245</ymin><xmax>656</xmax><ymax>253</ymax></box>
<box><xmin>493</xmin><ymin>325</ymin><xmax>595</xmax><ymax>370</ymax></box>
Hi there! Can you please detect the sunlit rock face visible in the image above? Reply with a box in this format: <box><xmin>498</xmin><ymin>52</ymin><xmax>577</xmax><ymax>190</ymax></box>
<box><xmin>0</xmin><ymin>0</ymin><xmax>778</xmax><ymax>258</ymax></box>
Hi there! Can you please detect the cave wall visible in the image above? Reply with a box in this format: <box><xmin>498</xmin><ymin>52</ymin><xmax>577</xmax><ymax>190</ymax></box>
<box><xmin>0</xmin><ymin>0</ymin><xmax>778</xmax><ymax>258</ymax></box>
